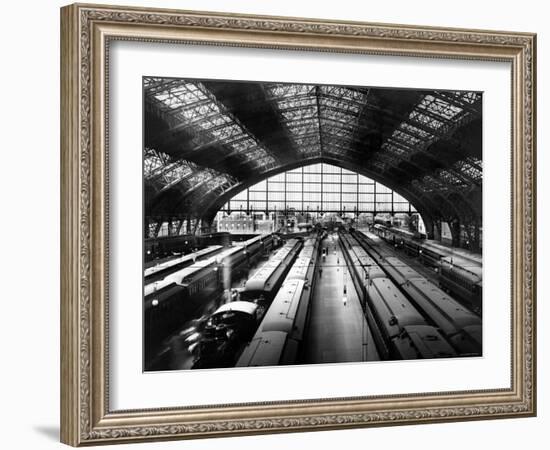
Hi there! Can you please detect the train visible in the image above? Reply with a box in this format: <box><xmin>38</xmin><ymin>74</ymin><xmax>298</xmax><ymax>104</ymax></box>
<box><xmin>192</xmin><ymin>238</ymin><xmax>303</xmax><ymax>369</ymax></box>
<box><xmin>144</xmin><ymin>234</ymin><xmax>275</xmax><ymax>366</ymax></box>
<box><xmin>339</xmin><ymin>232</ymin><xmax>457</xmax><ymax>360</ymax></box>
<box><xmin>145</xmin><ymin>231</ymin><xmax>232</xmax><ymax>262</ymax></box>
<box><xmin>372</xmin><ymin>224</ymin><xmax>482</xmax><ymax>311</ymax></box>
<box><xmin>352</xmin><ymin>230</ymin><xmax>482</xmax><ymax>356</ymax></box>
<box><xmin>236</xmin><ymin>237</ymin><xmax>321</xmax><ymax>367</ymax></box>
<box><xmin>144</xmin><ymin>245</ymin><xmax>222</xmax><ymax>283</ymax></box>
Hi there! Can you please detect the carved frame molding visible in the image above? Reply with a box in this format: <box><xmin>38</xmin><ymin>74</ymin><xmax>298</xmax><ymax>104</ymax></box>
<box><xmin>60</xmin><ymin>3</ymin><xmax>536</xmax><ymax>446</ymax></box>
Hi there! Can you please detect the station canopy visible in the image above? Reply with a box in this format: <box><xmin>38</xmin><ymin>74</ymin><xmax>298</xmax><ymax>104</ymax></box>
<box><xmin>144</xmin><ymin>78</ymin><xmax>482</xmax><ymax>225</ymax></box>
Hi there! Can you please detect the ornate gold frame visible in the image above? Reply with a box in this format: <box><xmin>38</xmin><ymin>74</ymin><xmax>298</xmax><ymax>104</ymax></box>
<box><xmin>60</xmin><ymin>3</ymin><xmax>537</xmax><ymax>446</ymax></box>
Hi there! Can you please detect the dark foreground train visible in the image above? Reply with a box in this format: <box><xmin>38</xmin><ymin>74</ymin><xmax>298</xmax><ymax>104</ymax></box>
<box><xmin>144</xmin><ymin>234</ymin><xmax>275</xmax><ymax>368</ymax></box>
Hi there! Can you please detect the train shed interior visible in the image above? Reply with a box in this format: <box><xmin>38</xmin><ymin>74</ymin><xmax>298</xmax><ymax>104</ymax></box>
<box><xmin>143</xmin><ymin>78</ymin><xmax>483</xmax><ymax>371</ymax></box>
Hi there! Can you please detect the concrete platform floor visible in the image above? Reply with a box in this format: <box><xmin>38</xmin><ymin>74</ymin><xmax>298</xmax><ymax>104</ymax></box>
<box><xmin>303</xmin><ymin>233</ymin><xmax>379</xmax><ymax>364</ymax></box>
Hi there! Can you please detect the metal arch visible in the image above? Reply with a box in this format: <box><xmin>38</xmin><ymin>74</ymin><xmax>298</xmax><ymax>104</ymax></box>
<box><xmin>144</xmin><ymin>81</ymin><xmax>482</xmax><ymax>231</ymax></box>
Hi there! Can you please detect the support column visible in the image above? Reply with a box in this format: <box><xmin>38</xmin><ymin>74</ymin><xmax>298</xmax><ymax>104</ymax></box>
<box><xmin>433</xmin><ymin>219</ymin><xmax>441</xmax><ymax>242</ymax></box>
<box><xmin>153</xmin><ymin>221</ymin><xmax>162</xmax><ymax>238</ymax></box>
<box><xmin>144</xmin><ymin>217</ymin><xmax>150</xmax><ymax>239</ymax></box>
<box><xmin>450</xmin><ymin>218</ymin><xmax>461</xmax><ymax>248</ymax></box>
<box><xmin>422</xmin><ymin>216</ymin><xmax>435</xmax><ymax>240</ymax></box>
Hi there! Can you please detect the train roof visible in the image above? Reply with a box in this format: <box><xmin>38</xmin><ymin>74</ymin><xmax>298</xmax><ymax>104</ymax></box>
<box><xmin>422</xmin><ymin>240</ymin><xmax>482</xmax><ymax>266</ymax></box>
<box><xmin>144</xmin><ymin>245</ymin><xmax>222</xmax><ymax>278</ymax></box>
<box><xmin>286</xmin><ymin>240</ymin><xmax>319</xmax><ymax>280</ymax></box>
<box><xmin>440</xmin><ymin>260</ymin><xmax>482</xmax><ymax>281</ymax></box>
<box><xmin>144</xmin><ymin>259</ymin><xmax>215</xmax><ymax>297</ymax></box>
<box><xmin>244</xmin><ymin>240</ymin><xmax>299</xmax><ymax>292</ymax></box>
<box><xmin>241</xmin><ymin>235</ymin><xmax>263</xmax><ymax>245</ymax></box>
<box><xmin>368</xmin><ymin>278</ymin><xmax>426</xmax><ymax>328</ymax></box>
<box><xmin>381</xmin><ymin>257</ymin><xmax>423</xmax><ymax>283</ymax></box>
<box><xmin>461</xmin><ymin>325</ymin><xmax>483</xmax><ymax>347</ymax></box>
<box><xmin>260</xmin><ymin>280</ymin><xmax>304</xmax><ymax>334</ymax></box>
<box><xmin>144</xmin><ymin>284</ymin><xmax>182</xmax><ymax>310</ymax></box>
<box><xmin>145</xmin><ymin>235</ymin><xmax>272</xmax><ymax>295</ymax></box>
<box><xmin>285</xmin><ymin>259</ymin><xmax>313</xmax><ymax>280</ymax></box>
<box><xmin>440</xmin><ymin>258</ymin><xmax>482</xmax><ymax>279</ymax></box>
<box><xmin>397</xmin><ymin>325</ymin><xmax>457</xmax><ymax>359</ymax></box>
<box><xmin>212</xmin><ymin>301</ymin><xmax>258</xmax><ymax>317</ymax></box>
<box><xmin>406</xmin><ymin>279</ymin><xmax>481</xmax><ymax>329</ymax></box>
<box><xmin>236</xmin><ymin>331</ymin><xmax>287</xmax><ymax>367</ymax></box>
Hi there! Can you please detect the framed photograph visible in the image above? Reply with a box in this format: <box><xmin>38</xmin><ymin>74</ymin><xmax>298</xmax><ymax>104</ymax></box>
<box><xmin>60</xmin><ymin>3</ymin><xmax>536</xmax><ymax>446</ymax></box>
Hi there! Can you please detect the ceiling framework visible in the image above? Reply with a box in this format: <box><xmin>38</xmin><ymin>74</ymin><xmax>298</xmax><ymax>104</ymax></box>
<box><xmin>144</xmin><ymin>78</ymin><xmax>483</xmax><ymax>229</ymax></box>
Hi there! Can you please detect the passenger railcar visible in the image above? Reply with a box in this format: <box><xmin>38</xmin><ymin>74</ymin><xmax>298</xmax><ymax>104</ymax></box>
<box><xmin>237</xmin><ymin>279</ymin><xmax>309</xmax><ymax>367</ymax></box>
<box><xmin>364</xmin><ymin>277</ymin><xmax>428</xmax><ymax>359</ymax></box>
<box><xmin>145</xmin><ymin>232</ymin><xmax>233</xmax><ymax>261</ymax></box>
<box><xmin>393</xmin><ymin>325</ymin><xmax>457</xmax><ymax>359</ymax></box>
<box><xmin>144</xmin><ymin>259</ymin><xmax>221</xmax><ymax>363</ymax></box>
<box><xmin>378</xmin><ymin>257</ymin><xmax>481</xmax><ymax>356</ymax></box>
<box><xmin>144</xmin><ymin>234</ymin><xmax>275</xmax><ymax>366</ymax></box>
<box><xmin>357</xmin><ymin>229</ymin><xmax>484</xmax><ymax>319</ymax></box>
<box><xmin>189</xmin><ymin>237</ymin><xmax>304</xmax><ymax>369</ymax></box>
<box><xmin>340</xmin><ymin>231</ymin><xmax>457</xmax><ymax>360</ymax></box>
<box><xmin>237</xmin><ymin>237</ymin><xmax>320</xmax><ymax>367</ymax></box>
<box><xmin>402</xmin><ymin>278</ymin><xmax>482</xmax><ymax>355</ymax></box>
<box><xmin>241</xmin><ymin>239</ymin><xmax>302</xmax><ymax>304</ymax></box>
<box><xmin>144</xmin><ymin>245</ymin><xmax>222</xmax><ymax>283</ymax></box>
<box><xmin>439</xmin><ymin>260</ymin><xmax>482</xmax><ymax>312</ymax></box>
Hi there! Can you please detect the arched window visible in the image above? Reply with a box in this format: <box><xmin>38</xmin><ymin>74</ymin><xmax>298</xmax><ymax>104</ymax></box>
<box><xmin>217</xmin><ymin>163</ymin><xmax>424</xmax><ymax>232</ymax></box>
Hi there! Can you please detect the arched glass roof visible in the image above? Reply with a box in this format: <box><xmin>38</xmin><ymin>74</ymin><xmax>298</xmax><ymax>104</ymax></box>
<box><xmin>144</xmin><ymin>77</ymin><xmax>482</xmax><ymax>225</ymax></box>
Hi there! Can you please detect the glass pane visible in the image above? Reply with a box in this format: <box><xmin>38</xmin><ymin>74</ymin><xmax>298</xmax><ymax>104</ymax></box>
<box><xmin>376</xmin><ymin>183</ymin><xmax>392</xmax><ymax>194</ymax></box>
<box><xmin>342</xmin><ymin>174</ymin><xmax>357</xmax><ymax>183</ymax></box>
<box><xmin>286</xmin><ymin>172</ymin><xmax>302</xmax><ymax>182</ymax></box>
<box><xmin>303</xmin><ymin>182</ymin><xmax>321</xmax><ymax>193</ymax></box>
<box><xmin>287</xmin><ymin>182</ymin><xmax>302</xmax><ymax>192</ymax></box>
<box><xmin>358</xmin><ymin>183</ymin><xmax>375</xmax><ymax>193</ymax></box>
<box><xmin>393</xmin><ymin>203</ymin><xmax>410</xmax><ymax>212</ymax></box>
<box><xmin>342</xmin><ymin>192</ymin><xmax>357</xmax><ymax>202</ymax></box>
<box><xmin>269</xmin><ymin>173</ymin><xmax>285</xmax><ymax>182</ymax></box>
<box><xmin>286</xmin><ymin>191</ymin><xmax>302</xmax><ymax>202</ymax></box>
<box><xmin>249</xmin><ymin>191</ymin><xmax>265</xmax><ymax>201</ymax></box>
<box><xmin>303</xmin><ymin>173</ymin><xmax>321</xmax><ymax>183</ymax></box>
<box><xmin>269</xmin><ymin>192</ymin><xmax>284</xmax><ymax>201</ymax></box>
<box><xmin>358</xmin><ymin>202</ymin><xmax>375</xmax><ymax>211</ymax></box>
<box><xmin>324</xmin><ymin>183</ymin><xmax>340</xmax><ymax>193</ymax></box>
<box><xmin>359</xmin><ymin>193</ymin><xmax>375</xmax><ymax>203</ymax></box>
<box><xmin>232</xmin><ymin>191</ymin><xmax>247</xmax><ymax>200</ymax></box>
<box><xmin>304</xmin><ymin>191</ymin><xmax>321</xmax><ymax>201</ymax></box>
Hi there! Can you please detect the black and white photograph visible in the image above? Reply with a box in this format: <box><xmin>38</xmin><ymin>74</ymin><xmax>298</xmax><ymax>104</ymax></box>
<box><xmin>143</xmin><ymin>77</ymin><xmax>483</xmax><ymax>372</ymax></box>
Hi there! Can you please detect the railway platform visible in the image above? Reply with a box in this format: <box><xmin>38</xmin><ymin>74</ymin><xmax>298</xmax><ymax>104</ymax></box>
<box><xmin>303</xmin><ymin>234</ymin><xmax>379</xmax><ymax>364</ymax></box>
